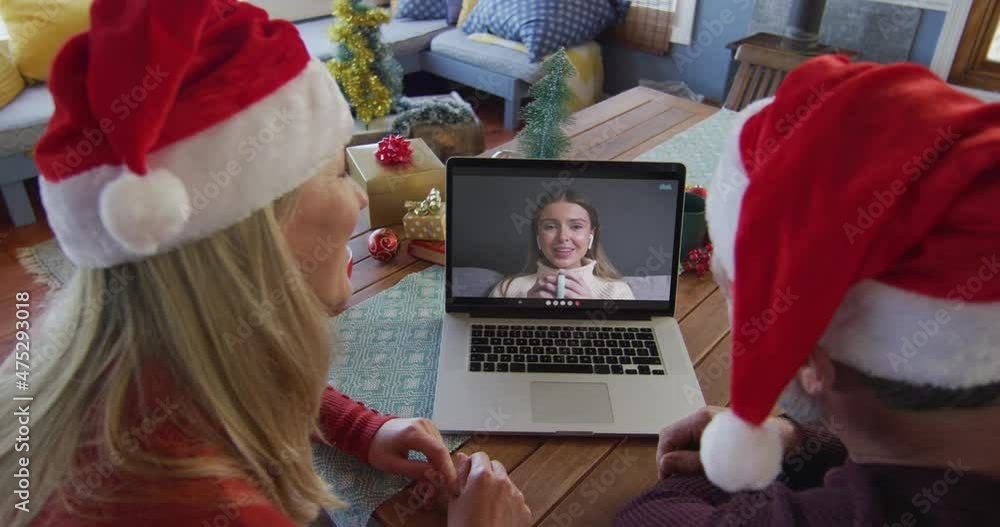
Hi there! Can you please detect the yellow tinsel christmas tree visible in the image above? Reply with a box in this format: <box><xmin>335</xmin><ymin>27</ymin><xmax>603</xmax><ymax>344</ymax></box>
<box><xmin>327</xmin><ymin>0</ymin><xmax>395</xmax><ymax>123</ymax></box>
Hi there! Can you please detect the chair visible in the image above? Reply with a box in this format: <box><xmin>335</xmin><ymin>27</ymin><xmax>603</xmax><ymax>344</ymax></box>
<box><xmin>723</xmin><ymin>43</ymin><xmax>812</xmax><ymax>111</ymax></box>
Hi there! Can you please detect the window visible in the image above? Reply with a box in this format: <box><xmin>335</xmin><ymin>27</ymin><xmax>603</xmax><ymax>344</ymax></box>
<box><xmin>629</xmin><ymin>0</ymin><xmax>696</xmax><ymax>46</ymax></box>
<box><xmin>949</xmin><ymin>0</ymin><xmax>1000</xmax><ymax>91</ymax></box>
<box><xmin>605</xmin><ymin>0</ymin><xmax>695</xmax><ymax>53</ymax></box>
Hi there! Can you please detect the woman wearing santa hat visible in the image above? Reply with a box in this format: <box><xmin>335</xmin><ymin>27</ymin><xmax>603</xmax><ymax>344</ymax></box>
<box><xmin>615</xmin><ymin>56</ymin><xmax>1000</xmax><ymax>525</ymax></box>
<box><xmin>0</xmin><ymin>0</ymin><xmax>530</xmax><ymax>526</ymax></box>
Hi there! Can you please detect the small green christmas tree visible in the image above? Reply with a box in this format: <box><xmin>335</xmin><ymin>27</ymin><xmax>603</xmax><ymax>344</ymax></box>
<box><xmin>518</xmin><ymin>49</ymin><xmax>576</xmax><ymax>159</ymax></box>
<box><xmin>327</xmin><ymin>0</ymin><xmax>404</xmax><ymax>122</ymax></box>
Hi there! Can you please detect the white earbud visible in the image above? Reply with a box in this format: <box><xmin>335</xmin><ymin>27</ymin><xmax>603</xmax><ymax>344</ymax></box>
<box><xmin>537</xmin><ymin>236</ymin><xmax>542</xmax><ymax>251</ymax></box>
<box><xmin>589</xmin><ymin>234</ymin><xmax>594</xmax><ymax>250</ymax></box>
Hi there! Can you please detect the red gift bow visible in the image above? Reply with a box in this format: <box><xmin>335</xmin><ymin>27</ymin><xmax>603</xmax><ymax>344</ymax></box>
<box><xmin>375</xmin><ymin>134</ymin><xmax>413</xmax><ymax>165</ymax></box>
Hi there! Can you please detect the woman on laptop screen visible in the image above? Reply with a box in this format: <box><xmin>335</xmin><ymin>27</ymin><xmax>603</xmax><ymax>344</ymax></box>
<box><xmin>490</xmin><ymin>190</ymin><xmax>636</xmax><ymax>300</ymax></box>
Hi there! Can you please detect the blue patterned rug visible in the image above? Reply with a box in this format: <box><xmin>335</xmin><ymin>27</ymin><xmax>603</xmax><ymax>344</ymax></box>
<box><xmin>313</xmin><ymin>266</ymin><xmax>467</xmax><ymax>527</ymax></box>
<box><xmin>635</xmin><ymin>108</ymin><xmax>737</xmax><ymax>188</ymax></box>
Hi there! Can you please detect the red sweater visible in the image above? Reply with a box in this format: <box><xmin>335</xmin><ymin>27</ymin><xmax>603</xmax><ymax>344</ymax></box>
<box><xmin>31</xmin><ymin>386</ymin><xmax>396</xmax><ymax>526</ymax></box>
<box><xmin>616</xmin><ymin>424</ymin><xmax>1000</xmax><ymax>526</ymax></box>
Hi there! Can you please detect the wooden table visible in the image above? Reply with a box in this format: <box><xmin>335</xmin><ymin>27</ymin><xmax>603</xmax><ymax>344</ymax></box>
<box><xmin>346</xmin><ymin>87</ymin><xmax>729</xmax><ymax>526</ymax></box>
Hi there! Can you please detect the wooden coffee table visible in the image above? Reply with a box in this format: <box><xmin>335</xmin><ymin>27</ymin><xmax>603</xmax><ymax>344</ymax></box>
<box><xmin>345</xmin><ymin>87</ymin><xmax>730</xmax><ymax>526</ymax></box>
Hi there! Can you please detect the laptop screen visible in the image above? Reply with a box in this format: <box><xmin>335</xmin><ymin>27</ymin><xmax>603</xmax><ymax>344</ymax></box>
<box><xmin>445</xmin><ymin>158</ymin><xmax>686</xmax><ymax>317</ymax></box>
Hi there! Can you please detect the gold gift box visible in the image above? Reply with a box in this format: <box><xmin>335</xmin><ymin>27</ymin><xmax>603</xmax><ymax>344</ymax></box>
<box><xmin>346</xmin><ymin>138</ymin><xmax>445</xmax><ymax>229</ymax></box>
<box><xmin>403</xmin><ymin>204</ymin><xmax>446</xmax><ymax>241</ymax></box>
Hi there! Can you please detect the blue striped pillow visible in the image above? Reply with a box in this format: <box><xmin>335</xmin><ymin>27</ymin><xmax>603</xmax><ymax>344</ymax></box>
<box><xmin>462</xmin><ymin>0</ymin><xmax>629</xmax><ymax>62</ymax></box>
<box><xmin>396</xmin><ymin>0</ymin><xmax>447</xmax><ymax>20</ymax></box>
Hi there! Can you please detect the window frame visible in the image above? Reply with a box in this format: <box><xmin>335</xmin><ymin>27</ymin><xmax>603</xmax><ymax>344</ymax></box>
<box><xmin>948</xmin><ymin>0</ymin><xmax>1000</xmax><ymax>90</ymax></box>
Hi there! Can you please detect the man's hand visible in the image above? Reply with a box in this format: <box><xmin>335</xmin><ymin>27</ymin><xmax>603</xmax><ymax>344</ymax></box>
<box><xmin>657</xmin><ymin>407</ymin><xmax>802</xmax><ymax>480</ymax></box>
<box><xmin>369</xmin><ymin>418</ymin><xmax>459</xmax><ymax>506</ymax></box>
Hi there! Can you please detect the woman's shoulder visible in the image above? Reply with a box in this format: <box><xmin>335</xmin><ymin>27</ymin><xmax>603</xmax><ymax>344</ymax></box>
<box><xmin>593</xmin><ymin>277</ymin><xmax>635</xmax><ymax>299</ymax></box>
<box><xmin>34</xmin><ymin>476</ymin><xmax>295</xmax><ymax>526</ymax></box>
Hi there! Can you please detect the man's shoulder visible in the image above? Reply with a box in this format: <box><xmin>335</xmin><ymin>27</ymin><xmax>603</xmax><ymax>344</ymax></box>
<box><xmin>616</xmin><ymin>474</ymin><xmax>856</xmax><ymax>527</ymax></box>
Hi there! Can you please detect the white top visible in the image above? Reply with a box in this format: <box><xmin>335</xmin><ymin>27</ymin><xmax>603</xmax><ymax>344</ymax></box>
<box><xmin>489</xmin><ymin>259</ymin><xmax>635</xmax><ymax>300</ymax></box>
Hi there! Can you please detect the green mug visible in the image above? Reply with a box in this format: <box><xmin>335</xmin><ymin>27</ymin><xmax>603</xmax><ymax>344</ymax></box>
<box><xmin>680</xmin><ymin>193</ymin><xmax>707</xmax><ymax>259</ymax></box>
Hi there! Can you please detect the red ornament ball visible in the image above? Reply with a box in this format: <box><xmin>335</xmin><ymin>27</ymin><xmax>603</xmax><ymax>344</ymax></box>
<box><xmin>374</xmin><ymin>134</ymin><xmax>413</xmax><ymax>165</ymax></box>
<box><xmin>368</xmin><ymin>228</ymin><xmax>399</xmax><ymax>262</ymax></box>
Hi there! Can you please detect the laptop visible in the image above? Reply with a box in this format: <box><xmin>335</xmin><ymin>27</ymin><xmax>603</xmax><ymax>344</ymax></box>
<box><xmin>432</xmin><ymin>158</ymin><xmax>706</xmax><ymax>436</ymax></box>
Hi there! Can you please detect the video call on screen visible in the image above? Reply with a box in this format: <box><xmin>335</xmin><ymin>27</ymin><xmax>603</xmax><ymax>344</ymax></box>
<box><xmin>449</xmin><ymin>171</ymin><xmax>679</xmax><ymax>303</ymax></box>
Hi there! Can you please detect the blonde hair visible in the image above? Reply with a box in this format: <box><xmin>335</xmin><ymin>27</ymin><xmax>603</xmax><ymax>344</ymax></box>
<box><xmin>497</xmin><ymin>189</ymin><xmax>623</xmax><ymax>296</ymax></box>
<box><xmin>0</xmin><ymin>191</ymin><xmax>345</xmax><ymax>525</ymax></box>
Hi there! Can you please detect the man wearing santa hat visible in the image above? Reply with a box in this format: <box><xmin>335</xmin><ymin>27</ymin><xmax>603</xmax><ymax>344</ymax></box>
<box><xmin>616</xmin><ymin>55</ymin><xmax>1000</xmax><ymax>526</ymax></box>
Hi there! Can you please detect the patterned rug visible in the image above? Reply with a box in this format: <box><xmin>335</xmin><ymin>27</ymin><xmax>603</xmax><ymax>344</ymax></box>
<box><xmin>314</xmin><ymin>266</ymin><xmax>468</xmax><ymax>526</ymax></box>
<box><xmin>17</xmin><ymin>239</ymin><xmax>75</xmax><ymax>290</ymax></box>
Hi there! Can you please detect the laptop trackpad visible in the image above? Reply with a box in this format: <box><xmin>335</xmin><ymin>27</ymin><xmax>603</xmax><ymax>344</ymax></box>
<box><xmin>530</xmin><ymin>382</ymin><xmax>614</xmax><ymax>424</ymax></box>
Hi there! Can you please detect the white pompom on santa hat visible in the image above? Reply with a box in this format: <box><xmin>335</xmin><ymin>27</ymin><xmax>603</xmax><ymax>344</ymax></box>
<box><xmin>700</xmin><ymin>55</ymin><xmax>1000</xmax><ymax>492</ymax></box>
<box><xmin>35</xmin><ymin>0</ymin><xmax>354</xmax><ymax>268</ymax></box>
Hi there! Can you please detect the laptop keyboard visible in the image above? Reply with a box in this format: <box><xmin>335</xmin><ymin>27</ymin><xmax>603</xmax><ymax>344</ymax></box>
<box><xmin>469</xmin><ymin>324</ymin><xmax>665</xmax><ymax>375</ymax></box>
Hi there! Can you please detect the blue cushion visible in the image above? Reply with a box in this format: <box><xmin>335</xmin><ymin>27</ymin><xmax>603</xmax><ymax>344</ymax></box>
<box><xmin>396</xmin><ymin>0</ymin><xmax>447</xmax><ymax>20</ymax></box>
<box><xmin>462</xmin><ymin>0</ymin><xmax>628</xmax><ymax>62</ymax></box>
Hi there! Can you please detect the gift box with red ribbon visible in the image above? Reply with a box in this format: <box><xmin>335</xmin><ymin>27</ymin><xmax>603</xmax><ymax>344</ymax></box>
<box><xmin>346</xmin><ymin>136</ymin><xmax>445</xmax><ymax>229</ymax></box>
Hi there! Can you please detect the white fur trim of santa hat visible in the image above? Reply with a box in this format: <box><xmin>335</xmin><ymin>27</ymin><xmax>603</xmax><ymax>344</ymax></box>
<box><xmin>41</xmin><ymin>59</ymin><xmax>352</xmax><ymax>268</ymax></box>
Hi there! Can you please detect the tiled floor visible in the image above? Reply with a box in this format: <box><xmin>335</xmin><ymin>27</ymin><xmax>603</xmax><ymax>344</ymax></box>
<box><xmin>0</xmin><ymin>94</ymin><xmax>518</xmax><ymax>359</ymax></box>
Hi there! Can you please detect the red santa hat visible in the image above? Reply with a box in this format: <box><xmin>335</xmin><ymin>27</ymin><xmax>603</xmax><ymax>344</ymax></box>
<box><xmin>700</xmin><ymin>55</ymin><xmax>1000</xmax><ymax>492</ymax></box>
<box><xmin>34</xmin><ymin>0</ymin><xmax>354</xmax><ymax>267</ymax></box>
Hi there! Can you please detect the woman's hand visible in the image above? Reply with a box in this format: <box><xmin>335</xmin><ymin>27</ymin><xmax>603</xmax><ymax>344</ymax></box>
<box><xmin>526</xmin><ymin>273</ymin><xmax>557</xmax><ymax>298</ymax></box>
<box><xmin>656</xmin><ymin>407</ymin><xmax>802</xmax><ymax>480</ymax></box>
<box><xmin>448</xmin><ymin>452</ymin><xmax>532</xmax><ymax>527</ymax></box>
<box><xmin>561</xmin><ymin>273</ymin><xmax>593</xmax><ymax>299</ymax></box>
<box><xmin>369</xmin><ymin>418</ymin><xmax>459</xmax><ymax>504</ymax></box>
